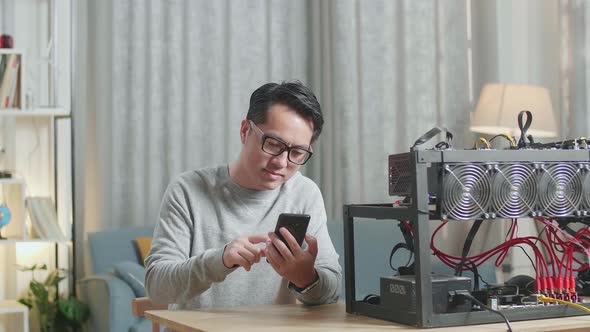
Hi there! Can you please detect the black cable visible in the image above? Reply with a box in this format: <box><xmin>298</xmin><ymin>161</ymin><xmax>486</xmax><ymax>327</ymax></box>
<box><xmin>513</xmin><ymin>245</ymin><xmax>537</xmax><ymax>274</ymax></box>
<box><xmin>525</xmin><ymin>279</ymin><xmax>536</xmax><ymax>292</ymax></box>
<box><xmin>463</xmin><ymin>259</ymin><xmax>481</xmax><ymax>290</ymax></box>
<box><xmin>398</xmin><ymin>221</ymin><xmax>414</xmax><ymax>253</ymax></box>
<box><xmin>558</xmin><ymin>221</ymin><xmax>590</xmax><ymax>246</ymax></box>
<box><xmin>496</xmin><ymin>284</ymin><xmax>520</xmax><ymax>296</ymax></box>
<box><xmin>388</xmin><ymin>242</ymin><xmax>412</xmax><ymax>271</ymax></box>
<box><xmin>457</xmin><ymin>292</ymin><xmax>513</xmax><ymax>332</ymax></box>
<box><xmin>362</xmin><ymin>294</ymin><xmax>380</xmax><ymax>305</ymax></box>
<box><xmin>411</xmin><ymin>127</ymin><xmax>453</xmax><ymax>150</ymax></box>
<box><xmin>455</xmin><ymin>219</ymin><xmax>483</xmax><ymax>276</ymax></box>
<box><xmin>447</xmin><ymin>257</ymin><xmax>493</xmax><ymax>290</ymax></box>
<box><xmin>477</xmin><ymin>271</ymin><xmax>492</xmax><ymax>288</ymax></box>
<box><xmin>434</xmin><ymin>141</ymin><xmax>450</xmax><ymax>149</ymax></box>
<box><xmin>505</xmin><ymin>219</ymin><xmax>516</xmax><ymax>240</ymax></box>
<box><xmin>534</xmin><ymin>225</ymin><xmax>547</xmax><ymax>246</ymax></box>
<box><xmin>517</xmin><ymin>110</ymin><xmax>533</xmax><ymax>149</ymax></box>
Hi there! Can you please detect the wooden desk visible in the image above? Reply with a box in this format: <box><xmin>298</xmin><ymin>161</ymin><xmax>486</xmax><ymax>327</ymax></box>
<box><xmin>145</xmin><ymin>302</ymin><xmax>590</xmax><ymax>332</ymax></box>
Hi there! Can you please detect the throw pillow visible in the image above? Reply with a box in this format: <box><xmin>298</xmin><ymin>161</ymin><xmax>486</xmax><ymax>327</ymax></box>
<box><xmin>134</xmin><ymin>236</ymin><xmax>153</xmax><ymax>266</ymax></box>
<box><xmin>113</xmin><ymin>261</ymin><xmax>146</xmax><ymax>297</ymax></box>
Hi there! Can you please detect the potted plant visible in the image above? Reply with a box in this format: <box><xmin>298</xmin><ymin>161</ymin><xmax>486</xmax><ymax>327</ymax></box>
<box><xmin>17</xmin><ymin>264</ymin><xmax>90</xmax><ymax>332</ymax></box>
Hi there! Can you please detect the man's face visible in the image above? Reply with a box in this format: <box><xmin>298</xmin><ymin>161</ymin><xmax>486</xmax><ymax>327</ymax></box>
<box><xmin>238</xmin><ymin>104</ymin><xmax>314</xmax><ymax>191</ymax></box>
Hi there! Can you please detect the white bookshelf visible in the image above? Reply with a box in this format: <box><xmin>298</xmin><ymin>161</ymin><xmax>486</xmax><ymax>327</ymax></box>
<box><xmin>0</xmin><ymin>107</ymin><xmax>69</xmax><ymax>117</ymax></box>
<box><xmin>0</xmin><ymin>239</ymin><xmax>71</xmax><ymax>244</ymax></box>
<box><xmin>0</xmin><ymin>300</ymin><xmax>28</xmax><ymax>332</ymax></box>
<box><xmin>0</xmin><ymin>1</ymin><xmax>74</xmax><ymax>330</ymax></box>
<box><xmin>0</xmin><ymin>178</ymin><xmax>25</xmax><ymax>185</ymax></box>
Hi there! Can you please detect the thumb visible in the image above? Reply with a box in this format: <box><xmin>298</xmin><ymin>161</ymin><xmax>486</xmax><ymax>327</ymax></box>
<box><xmin>305</xmin><ymin>234</ymin><xmax>318</xmax><ymax>257</ymax></box>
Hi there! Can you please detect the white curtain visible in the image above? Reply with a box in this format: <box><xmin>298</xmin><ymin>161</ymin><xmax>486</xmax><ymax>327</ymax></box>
<box><xmin>80</xmin><ymin>0</ymin><xmax>312</xmax><ymax>231</ymax></box>
<box><xmin>309</xmin><ymin>1</ymin><xmax>470</xmax><ymax>215</ymax></box>
<box><xmin>77</xmin><ymin>0</ymin><xmax>590</xmax><ymax>282</ymax></box>
<box><xmin>77</xmin><ymin>0</ymin><xmax>470</xmax><ymax>226</ymax></box>
<box><xmin>566</xmin><ymin>0</ymin><xmax>590</xmax><ymax>135</ymax></box>
<box><xmin>74</xmin><ymin>0</ymin><xmax>471</xmax><ymax>276</ymax></box>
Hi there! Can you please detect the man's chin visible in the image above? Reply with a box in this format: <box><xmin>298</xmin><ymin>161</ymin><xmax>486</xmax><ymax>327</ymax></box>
<box><xmin>258</xmin><ymin>180</ymin><xmax>282</xmax><ymax>191</ymax></box>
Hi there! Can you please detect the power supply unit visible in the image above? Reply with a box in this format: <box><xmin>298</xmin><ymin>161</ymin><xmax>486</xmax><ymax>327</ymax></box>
<box><xmin>380</xmin><ymin>274</ymin><xmax>472</xmax><ymax>314</ymax></box>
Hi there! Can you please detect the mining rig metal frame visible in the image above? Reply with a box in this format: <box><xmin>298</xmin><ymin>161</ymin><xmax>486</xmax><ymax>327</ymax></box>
<box><xmin>344</xmin><ymin>149</ymin><xmax>590</xmax><ymax>327</ymax></box>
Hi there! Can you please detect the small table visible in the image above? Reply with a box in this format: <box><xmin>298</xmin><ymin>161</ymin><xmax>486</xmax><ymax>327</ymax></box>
<box><xmin>0</xmin><ymin>300</ymin><xmax>29</xmax><ymax>332</ymax></box>
<box><xmin>145</xmin><ymin>302</ymin><xmax>590</xmax><ymax>332</ymax></box>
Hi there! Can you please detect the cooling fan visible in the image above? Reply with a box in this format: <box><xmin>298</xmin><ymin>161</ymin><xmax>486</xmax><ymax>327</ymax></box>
<box><xmin>582</xmin><ymin>165</ymin><xmax>590</xmax><ymax>213</ymax></box>
<box><xmin>538</xmin><ymin>163</ymin><xmax>583</xmax><ymax>216</ymax></box>
<box><xmin>491</xmin><ymin>164</ymin><xmax>537</xmax><ymax>218</ymax></box>
<box><xmin>441</xmin><ymin>164</ymin><xmax>492</xmax><ymax>220</ymax></box>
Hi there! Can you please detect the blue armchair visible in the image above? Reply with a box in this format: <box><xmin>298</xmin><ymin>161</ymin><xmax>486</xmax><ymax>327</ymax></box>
<box><xmin>77</xmin><ymin>227</ymin><xmax>154</xmax><ymax>332</ymax></box>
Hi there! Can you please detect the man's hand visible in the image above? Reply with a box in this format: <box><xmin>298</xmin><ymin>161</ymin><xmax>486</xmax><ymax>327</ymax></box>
<box><xmin>265</xmin><ymin>228</ymin><xmax>318</xmax><ymax>289</ymax></box>
<box><xmin>223</xmin><ymin>234</ymin><xmax>268</xmax><ymax>271</ymax></box>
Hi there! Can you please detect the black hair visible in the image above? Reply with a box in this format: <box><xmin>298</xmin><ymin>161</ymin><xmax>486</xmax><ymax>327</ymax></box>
<box><xmin>246</xmin><ymin>80</ymin><xmax>324</xmax><ymax>143</ymax></box>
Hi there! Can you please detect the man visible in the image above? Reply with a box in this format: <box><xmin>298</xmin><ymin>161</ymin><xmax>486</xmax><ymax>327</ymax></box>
<box><xmin>145</xmin><ymin>81</ymin><xmax>342</xmax><ymax>309</ymax></box>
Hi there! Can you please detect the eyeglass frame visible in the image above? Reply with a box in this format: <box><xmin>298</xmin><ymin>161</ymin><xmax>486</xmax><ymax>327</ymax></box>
<box><xmin>248</xmin><ymin>120</ymin><xmax>314</xmax><ymax>165</ymax></box>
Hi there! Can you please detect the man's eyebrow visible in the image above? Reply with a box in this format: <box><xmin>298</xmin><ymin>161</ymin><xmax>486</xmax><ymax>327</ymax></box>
<box><xmin>265</xmin><ymin>133</ymin><xmax>310</xmax><ymax>149</ymax></box>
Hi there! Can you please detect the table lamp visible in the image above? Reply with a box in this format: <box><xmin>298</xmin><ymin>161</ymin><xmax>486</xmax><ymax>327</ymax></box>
<box><xmin>470</xmin><ymin>83</ymin><xmax>558</xmax><ymax>138</ymax></box>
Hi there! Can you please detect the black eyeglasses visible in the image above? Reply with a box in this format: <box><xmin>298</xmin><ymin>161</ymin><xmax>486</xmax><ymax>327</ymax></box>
<box><xmin>248</xmin><ymin>120</ymin><xmax>313</xmax><ymax>165</ymax></box>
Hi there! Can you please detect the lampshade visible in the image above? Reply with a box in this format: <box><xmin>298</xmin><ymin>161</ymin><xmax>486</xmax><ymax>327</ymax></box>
<box><xmin>470</xmin><ymin>83</ymin><xmax>558</xmax><ymax>137</ymax></box>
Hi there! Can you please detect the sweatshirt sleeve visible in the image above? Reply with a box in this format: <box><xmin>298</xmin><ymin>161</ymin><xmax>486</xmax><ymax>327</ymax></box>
<box><xmin>144</xmin><ymin>177</ymin><xmax>235</xmax><ymax>305</ymax></box>
<box><xmin>289</xmin><ymin>183</ymin><xmax>342</xmax><ymax>305</ymax></box>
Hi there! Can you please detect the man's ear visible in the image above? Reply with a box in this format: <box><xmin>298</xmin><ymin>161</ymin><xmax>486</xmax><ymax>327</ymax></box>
<box><xmin>240</xmin><ymin>119</ymin><xmax>249</xmax><ymax>144</ymax></box>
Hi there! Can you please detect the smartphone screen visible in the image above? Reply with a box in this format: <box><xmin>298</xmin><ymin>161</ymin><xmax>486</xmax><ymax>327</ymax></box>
<box><xmin>274</xmin><ymin>213</ymin><xmax>311</xmax><ymax>247</ymax></box>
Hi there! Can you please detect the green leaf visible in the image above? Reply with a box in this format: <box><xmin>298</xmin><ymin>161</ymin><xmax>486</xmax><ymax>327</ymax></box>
<box><xmin>17</xmin><ymin>298</ymin><xmax>32</xmax><ymax>309</ymax></box>
<box><xmin>17</xmin><ymin>264</ymin><xmax>89</xmax><ymax>331</ymax></box>
<box><xmin>44</xmin><ymin>270</ymin><xmax>66</xmax><ymax>288</ymax></box>
<box><xmin>16</xmin><ymin>263</ymin><xmax>48</xmax><ymax>272</ymax></box>
<box><xmin>58</xmin><ymin>296</ymin><xmax>90</xmax><ymax>323</ymax></box>
<box><xmin>30</xmin><ymin>281</ymin><xmax>49</xmax><ymax>301</ymax></box>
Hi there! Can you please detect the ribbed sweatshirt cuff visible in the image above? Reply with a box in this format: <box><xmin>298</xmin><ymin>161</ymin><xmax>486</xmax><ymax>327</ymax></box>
<box><xmin>201</xmin><ymin>246</ymin><xmax>236</xmax><ymax>282</ymax></box>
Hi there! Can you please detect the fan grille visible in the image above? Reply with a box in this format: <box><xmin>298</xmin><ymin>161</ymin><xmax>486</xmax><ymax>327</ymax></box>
<box><xmin>441</xmin><ymin>164</ymin><xmax>491</xmax><ymax>220</ymax></box>
<box><xmin>491</xmin><ymin>164</ymin><xmax>537</xmax><ymax>218</ymax></box>
<box><xmin>537</xmin><ymin>163</ymin><xmax>583</xmax><ymax>216</ymax></box>
<box><xmin>582</xmin><ymin>166</ymin><xmax>590</xmax><ymax>212</ymax></box>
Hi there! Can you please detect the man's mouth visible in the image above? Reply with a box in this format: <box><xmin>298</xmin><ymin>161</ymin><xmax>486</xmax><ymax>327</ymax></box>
<box><xmin>265</xmin><ymin>169</ymin><xmax>283</xmax><ymax>177</ymax></box>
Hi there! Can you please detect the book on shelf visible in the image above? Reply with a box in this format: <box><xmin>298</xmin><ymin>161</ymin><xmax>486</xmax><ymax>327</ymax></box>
<box><xmin>26</xmin><ymin>197</ymin><xmax>66</xmax><ymax>241</ymax></box>
<box><xmin>0</xmin><ymin>53</ymin><xmax>20</xmax><ymax>109</ymax></box>
<box><xmin>0</xmin><ymin>55</ymin><xmax>6</xmax><ymax>82</ymax></box>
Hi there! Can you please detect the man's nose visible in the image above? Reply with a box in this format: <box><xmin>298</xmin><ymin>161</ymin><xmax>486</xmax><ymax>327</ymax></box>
<box><xmin>270</xmin><ymin>150</ymin><xmax>289</xmax><ymax>168</ymax></box>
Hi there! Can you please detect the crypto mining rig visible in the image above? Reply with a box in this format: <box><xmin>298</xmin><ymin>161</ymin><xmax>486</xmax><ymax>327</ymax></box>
<box><xmin>344</xmin><ymin>112</ymin><xmax>590</xmax><ymax>328</ymax></box>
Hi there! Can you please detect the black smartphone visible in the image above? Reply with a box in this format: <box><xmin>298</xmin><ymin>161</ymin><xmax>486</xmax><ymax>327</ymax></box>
<box><xmin>274</xmin><ymin>213</ymin><xmax>311</xmax><ymax>247</ymax></box>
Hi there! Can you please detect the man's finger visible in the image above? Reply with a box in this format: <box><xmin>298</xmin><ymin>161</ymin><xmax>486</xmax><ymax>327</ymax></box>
<box><xmin>268</xmin><ymin>232</ymin><xmax>294</xmax><ymax>261</ymax></box>
<box><xmin>279</xmin><ymin>227</ymin><xmax>302</xmax><ymax>254</ymax></box>
<box><xmin>243</xmin><ymin>243</ymin><xmax>262</xmax><ymax>263</ymax></box>
<box><xmin>266</xmin><ymin>242</ymin><xmax>285</xmax><ymax>265</ymax></box>
<box><xmin>248</xmin><ymin>234</ymin><xmax>269</xmax><ymax>244</ymax></box>
<box><xmin>239</xmin><ymin>247</ymin><xmax>258</xmax><ymax>265</ymax></box>
<box><xmin>305</xmin><ymin>234</ymin><xmax>318</xmax><ymax>258</ymax></box>
<box><xmin>234</xmin><ymin>254</ymin><xmax>252</xmax><ymax>271</ymax></box>
<box><xmin>266</xmin><ymin>252</ymin><xmax>280</xmax><ymax>272</ymax></box>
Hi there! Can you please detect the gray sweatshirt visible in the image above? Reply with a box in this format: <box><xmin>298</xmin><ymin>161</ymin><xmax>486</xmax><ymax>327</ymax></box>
<box><xmin>145</xmin><ymin>166</ymin><xmax>342</xmax><ymax>309</ymax></box>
